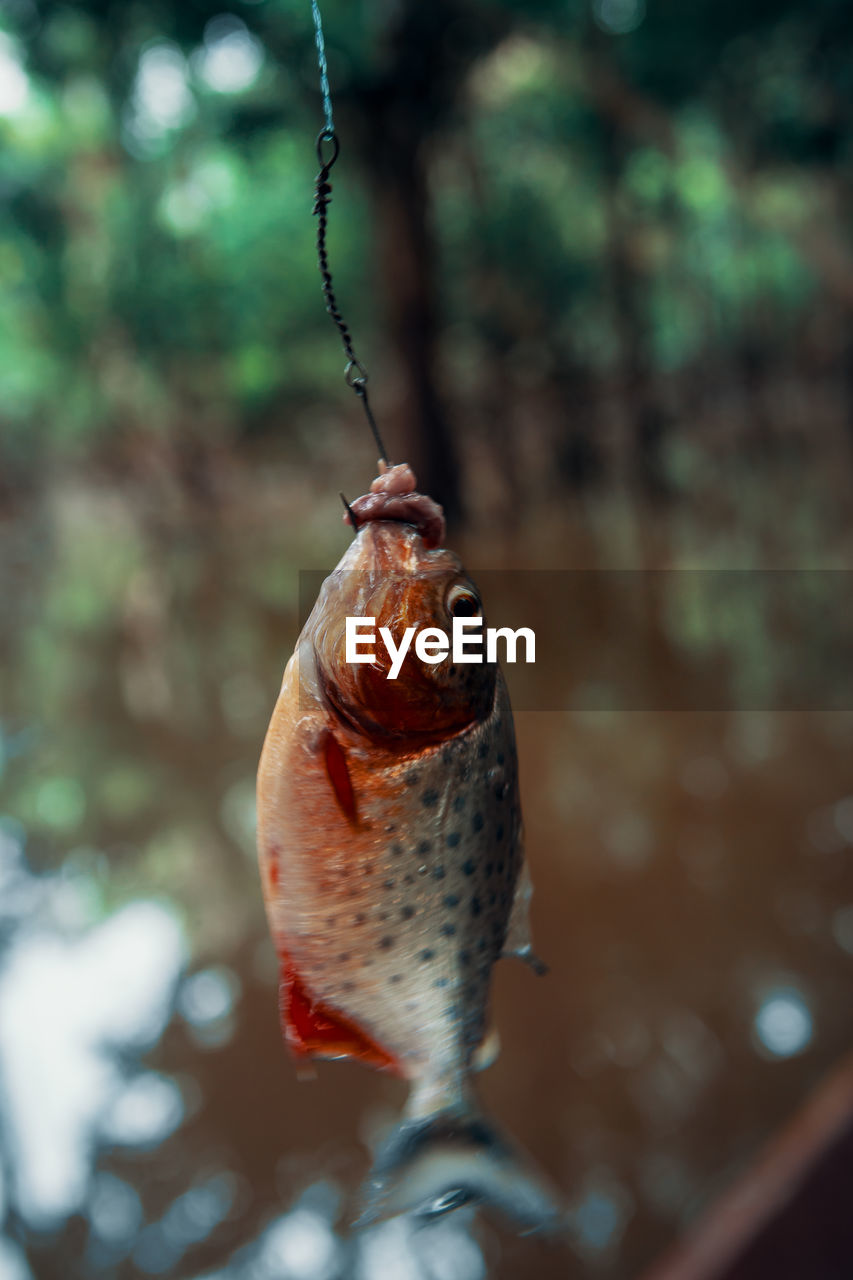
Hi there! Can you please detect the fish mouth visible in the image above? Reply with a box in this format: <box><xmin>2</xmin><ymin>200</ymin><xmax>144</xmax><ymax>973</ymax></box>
<box><xmin>317</xmin><ymin>658</ymin><xmax>498</xmax><ymax>749</ymax></box>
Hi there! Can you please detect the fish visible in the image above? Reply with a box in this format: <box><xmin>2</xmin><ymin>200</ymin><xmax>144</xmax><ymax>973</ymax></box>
<box><xmin>256</xmin><ymin>461</ymin><xmax>562</xmax><ymax>1231</ymax></box>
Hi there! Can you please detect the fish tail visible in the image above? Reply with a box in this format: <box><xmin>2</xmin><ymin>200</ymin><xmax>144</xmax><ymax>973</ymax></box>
<box><xmin>355</xmin><ymin>1094</ymin><xmax>566</xmax><ymax>1234</ymax></box>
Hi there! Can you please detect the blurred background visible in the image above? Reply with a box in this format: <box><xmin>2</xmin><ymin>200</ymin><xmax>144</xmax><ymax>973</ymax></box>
<box><xmin>1</xmin><ymin>0</ymin><xmax>853</xmax><ymax>1277</ymax></box>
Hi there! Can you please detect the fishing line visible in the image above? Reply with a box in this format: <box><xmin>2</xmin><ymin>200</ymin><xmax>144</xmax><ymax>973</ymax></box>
<box><xmin>310</xmin><ymin>0</ymin><xmax>389</xmax><ymax>468</ymax></box>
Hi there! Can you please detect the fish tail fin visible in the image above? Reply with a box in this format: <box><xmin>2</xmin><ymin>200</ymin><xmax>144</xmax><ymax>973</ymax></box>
<box><xmin>355</xmin><ymin>1098</ymin><xmax>566</xmax><ymax>1234</ymax></box>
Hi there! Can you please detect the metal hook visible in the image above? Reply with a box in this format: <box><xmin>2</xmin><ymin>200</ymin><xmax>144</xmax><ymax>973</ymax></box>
<box><xmin>340</xmin><ymin>492</ymin><xmax>359</xmax><ymax>532</ymax></box>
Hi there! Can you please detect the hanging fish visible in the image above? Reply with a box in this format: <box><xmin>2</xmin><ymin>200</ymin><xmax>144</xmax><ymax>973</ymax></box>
<box><xmin>256</xmin><ymin>462</ymin><xmax>562</xmax><ymax>1230</ymax></box>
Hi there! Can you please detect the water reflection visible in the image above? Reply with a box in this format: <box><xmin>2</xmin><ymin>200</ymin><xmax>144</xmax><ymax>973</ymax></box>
<box><xmin>568</xmin><ymin>1172</ymin><xmax>633</xmax><ymax>1257</ymax></box>
<box><xmin>178</xmin><ymin>966</ymin><xmax>242</xmax><ymax>1049</ymax></box>
<box><xmin>0</xmin><ymin>1236</ymin><xmax>33</xmax><ymax>1280</ymax></box>
<box><xmin>753</xmin><ymin>989</ymin><xmax>813</xmax><ymax>1059</ymax></box>
<box><xmin>88</xmin><ymin>1172</ymin><xmax>143</xmax><ymax>1247</ymax></box>
<box><xmin>257</xmin><ymin>1205</ymin><xmax>342</xmax><ymax>1280</ymax></box>
<box><xmin>355</xmin><ymin>1212</ymin><xmax>485</xmax><ymax>1280</ymax></box>
<box><xmin>102</xmin><ymin>1073</ymin><xmax>185</xmax><ymax>1149</ymax></box>
<box><xmin>0</xmin><ymin>830</ymin><xmax>186</xmax><ymax>1229</ymax></box>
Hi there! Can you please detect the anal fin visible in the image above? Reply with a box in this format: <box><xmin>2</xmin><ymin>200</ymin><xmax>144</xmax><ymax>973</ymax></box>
<box><xmin>472</xmin><ymin>1024</ymin><xmax>501</xmax><ymax>1072</ymax></box>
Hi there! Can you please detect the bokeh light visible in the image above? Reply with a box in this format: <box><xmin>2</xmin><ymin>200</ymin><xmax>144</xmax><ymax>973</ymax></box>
<box><xmin>753</xmin><ymin>989</ymin><xmax>814</xmax><ymax>1059</ymax></box>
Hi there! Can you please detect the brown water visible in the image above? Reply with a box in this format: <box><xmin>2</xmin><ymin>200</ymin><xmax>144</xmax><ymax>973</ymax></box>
<box><xmin>1</xmin><ymin>453</ymin><xmax>852</xmax><ymax>1279</ymax></box>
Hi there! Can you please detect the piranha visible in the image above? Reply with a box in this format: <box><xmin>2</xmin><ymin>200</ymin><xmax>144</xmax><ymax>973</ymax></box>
<box><xmin>256</xmin><ymin>461</ymin><xmax>562</xmax><ymax>1230</ymax></box>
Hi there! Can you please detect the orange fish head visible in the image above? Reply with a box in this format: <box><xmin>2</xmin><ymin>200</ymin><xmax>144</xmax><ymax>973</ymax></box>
<box><xmin>312</xmin><ymin>521</ymin><xmax>496</xmax><ymax>742</ymax></box>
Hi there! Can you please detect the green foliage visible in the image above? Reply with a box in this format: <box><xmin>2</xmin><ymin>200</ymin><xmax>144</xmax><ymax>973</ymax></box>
<box><xmin>0</xmin><ymin>0</ymin><xmax>847</xmax><ymax>481</ymax></box>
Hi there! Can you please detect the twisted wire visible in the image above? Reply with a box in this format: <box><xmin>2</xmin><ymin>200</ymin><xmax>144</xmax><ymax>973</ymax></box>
<box><xmin>310</xmin><ymin>1</ymin><xmax>388</xmax><ymax>464</ymax></box>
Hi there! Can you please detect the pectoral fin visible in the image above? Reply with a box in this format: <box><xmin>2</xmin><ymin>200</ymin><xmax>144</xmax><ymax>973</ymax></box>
<box><xmin>502</xmin><ymin>861</ymin><xmax>548</xmax><ymax>975</ymax></box>
<box><xmin>322</xmin><ymin>730</ymin><xmax>357</xmax><ymax>824</ymax></box>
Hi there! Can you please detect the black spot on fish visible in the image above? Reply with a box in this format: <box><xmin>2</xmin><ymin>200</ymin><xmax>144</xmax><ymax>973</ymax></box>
<box><xmin>471</xmin><ymin>897</ymin><xmax>482</xmax><ymax>917</ymax></box>
<box><xmin>337</xmin><ymin>953</ymin><xmax>350</xmax><ymax>964</ymax></box>
<box><xmin>401</xmin><ymin>905</ymin><xmax>415</xmax><ymax>920</ymax></box>
<box><xmin>489</xmin><ymin>891</ymin><xmax>497</xmax><ymax>906</ymax></box>
<box><xmin>434</xmin><ymin>977</ymin><xmax>449</xmax><ymax>989</ymax></box>
<box><xmin>494</xmin><ymin>783</ymin><xmax>507</xmax><ymax>801</ymax></box>
<box><xmin>433</xmin><ymin>866</ymin><xmax>446</xmax><ymax>880</ymax></box>
<box><xmin>384</xmin><ymin>879</ymin><xmax>395</xmax><ymax>890</ymax></box>
<box><xmin>379</xmin><ymin>911</ymin><xmax>389</xmax><ymax>922</ymax></box>
<box><xmin>379</xmin><ymin>936</ymin><xmax>394</xmax><ymax>950</ymax></box>
<box><xmin>497</xmin><ymin>861</ymin><xmax>505</xmax><ymax>874</ymax></box>
<box><xmin>354</xmin><ymin>913</ymin><xmax>366</xmax><ymax>925</ymax></box>
<box><xmin>449</xmin><ymin>665</ymin><xmax>457</xmax><ymax>676</ymax></box>
<box><xmin>386</xmin><ymin>823</ymin><xmax>397</xmax><ymax>834</ymax></box>
<box><xmin>418</xmin><ymin>839</ymin><xmax>431</xmax><ymax>855</ymax></box>
<box><xmin>472</xmin><ymin>812</ymin><xmax>484</xmax><ymax>833</ymax></box>
<box><xmin>342</xmin><ymin>980</ymin><xmax>355</xmax><ymax>992</ymax></box>
<box><xmin>485</xmin><ymin>862</ymin><xmax>494</xmax><ymax>876</ymax></box>
<box><xmin>404</xmin><ymin>771</ymin><xmax>419</xmax><ymax>787</ymax></box>
<box><xmin>462</xmin><ymin>858</ymin><xmax>476</xmax><ymax>876</ymax></box>
<box><xmin>444</xmin><ymin>893</ymin><xmax>460</xmax><ymax>908</ymax></box>
<box><xmin>453</xmin><ymin>795</ymin><xmax>466</xmax><ymax>812</ymax></box>
<box><xmin>403</xmin><ymin>873</ymin><xmax>415</xmax><ymax>886</ymax></box>
<box><xmin>440</xmin><ymin>923</ymin><xmax>456</xmax><ymax>937</ymax></box>
<box><xmin>477</xmin><ymin>741</ymin><xmax>489</xmax><ymax>759</ymax></box>
<box><xmin>441</xmin><ymin>748</ymin><xmax>454</xmax><ymax>766</ymax></box>
<box><xmin>422</xmin><ymin>789</ymin><xmax>439</xmax><ymax>808</ymax></box>
<box><xmin>389</xmin><ymin>974</ymin><xmax>402</xmax><ymax>984</ymax></box>
<box><xmin>459</xmin><ymin>949</ymin><xmax>471</xmax><ymax>966</ymax></box>
<box><xmin>390</xmin><ymin>843</ymin><xmax>403</xmax><ymax>857</ymax></box>
<box><xmin>446</xmin><ymin>832</ymin><xmax>461</xmax><ymax>848</ymax></box>
<box><xmin>420</xmin><ymin>948</ymin><xmax>435</xmax><ymax>963</ymax></box>
<box><xmin>496</xmin><ymin>824</ymin><xmax>504</xmax><ymax>842</ymax></box>
<box><xmin>497</xmin><ymin>752</ymin><xmax>505</xmax><ymax>765</ymax></box>
<box><xmin>478</xmin><ymin>938</ymin><xmax>487</xmax><ymax>953</ymax></box>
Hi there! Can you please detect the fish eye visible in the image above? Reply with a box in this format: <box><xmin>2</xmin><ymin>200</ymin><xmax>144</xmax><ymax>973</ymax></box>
<box><xmin>446</xmin><ymin>584</ymin><xmax>481</xmax><ymax>618</ymax></box>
